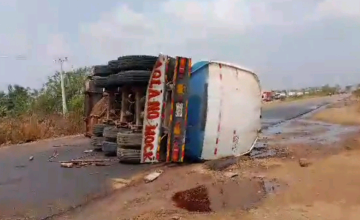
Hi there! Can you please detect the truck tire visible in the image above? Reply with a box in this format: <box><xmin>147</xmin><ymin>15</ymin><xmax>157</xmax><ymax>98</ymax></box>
<box><xmin>102</xmin><ymin>141</ymin><xmax>117</xmax><ymax>157</ymax></box>
<box><xmin>91</xmin><ymin>136</ymin><xmax>104</xmax><ymax>151</ymax></box>
<box><xmin>91</xmin><ymin>65</ymin><xmax>112</xmax><ymax>77</ymax></box>
<box><xmin>93</xmin><ymin>124</ymin><xmax>106</xmax><ymax>137</ymax></box>
<box><xmin>117</xmin><ymin>55</ymin><xmax>158</xmax><ymax>71</ymax></box>
<box><xmin>117</xmin><ymin>131</ymin><xmax>142</xmax><ymax>147</ymax></box>
<box><xmin>93</xmin><ymin>76</ymin><xmax>108</xmax><ymax>88</ymax></box>
<box><xmin>117</xmin><ymin>148</ymin><xmax>141</xmax><ymax>164</ymax></box>
<box><xmin>103</xmin><ymin>126</ymin><xmax>128</xmax><ymax>142</ymax></box>
<box><xmin>106</xmin><ymin>70</ymin><xmax>152</xmax><ymax>87</ymax></box>
<box><xmin>108</xmin><ymin>60</ymin><xmax>120</xmax><ymax>72</ymax></box>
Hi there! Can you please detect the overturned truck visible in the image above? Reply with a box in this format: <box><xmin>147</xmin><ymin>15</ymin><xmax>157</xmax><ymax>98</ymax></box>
<box><xmin>84</xmin><ymin>54</ymin><xmax>262</xmax><ymax>164</ymax></box>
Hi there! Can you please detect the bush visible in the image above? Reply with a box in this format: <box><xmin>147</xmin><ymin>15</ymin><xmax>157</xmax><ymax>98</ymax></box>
<box><xmin>352</xmin><ymin>89</ymin><xmax>360</xmax><ymax>98</ymax></box>
<box><xmin>0</xmin><ymin>113</ymin><xmax>84</xmax><ymax>145</ymax></box>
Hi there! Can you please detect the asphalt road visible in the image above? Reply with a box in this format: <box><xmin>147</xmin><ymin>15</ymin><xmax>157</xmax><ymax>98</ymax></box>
<box><xmin>261</xmin><ymin>95</ymin><xmax>344</xmax><ymax>128</ymax></box>
<box><xmin>0</xmin><ymin>96</ymin><xmax>344</xmax><ymax>219</ymax></box>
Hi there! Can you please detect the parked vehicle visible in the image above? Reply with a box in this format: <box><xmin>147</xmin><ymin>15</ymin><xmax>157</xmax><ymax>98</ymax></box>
<box><xmin>262</xmin><ymin>91</ymin><xmax>272</xmax><ymax>101</ymax></box>
<box><xmin>84</xmin><ymin>54</ymin><xmax>262</xmax><ymax>164</ymax></box>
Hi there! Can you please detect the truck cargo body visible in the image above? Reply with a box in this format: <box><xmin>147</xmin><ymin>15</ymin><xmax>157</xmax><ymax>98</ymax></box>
<box><xmin>186</xmin><ymin>61</ymin><xmax>261</xmax><ymax>161</ymax></box>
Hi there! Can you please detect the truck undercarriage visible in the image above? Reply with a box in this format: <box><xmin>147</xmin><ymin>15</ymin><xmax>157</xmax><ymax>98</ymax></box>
<box><xmin>84</xmin><ymin>54</ymin><xmax>191</xmax><ymax>164</ymax></box>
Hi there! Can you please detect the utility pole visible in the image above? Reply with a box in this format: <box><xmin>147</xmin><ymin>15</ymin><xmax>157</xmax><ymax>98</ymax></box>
<box><xmin>55</xmin><ymin>57</ymin><xmax>68</xmax><ymax>115</ymax></box>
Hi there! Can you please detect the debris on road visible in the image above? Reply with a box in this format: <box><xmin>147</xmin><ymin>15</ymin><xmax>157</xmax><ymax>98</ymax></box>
<box><xmin>60</xmin><ymin>162</ymin><xmax>74</xmax><ymax>168</ymax></box>
<box><xmin>144</xmin><ymin>170</ymin><xmax>163</xmax><ymax>183</ymax></box>
<box><xmin>60</xmin><ymin>159</ymin><xmax>110</xmax><ymax>163</ymax></box>
<box><xmin>299</xmin><ymin>158</ymin><xmax>312</xmax><ymax>167</ymax></box>
<box><xmin>84</xmin><ymin>149</ymin><xmax>93</xmax><ymax>153</ymax></box>
<box><xmin>223</xmin><ymin>171</ymin><xmax>238</xmax><ymax>178</ymax></box>
<box><xmin>48</xmin><ymin>150</ymin><xmax>59</xmax><ymax>161</ymax></box>
<box><xmin>59</xmin><ymin>159</ymin><xmax>111</xmax><ymax>168</ymax></box>
<box><xmin>29</xmin><ymin>156</ymin><xmax>34</xmax><ymax>161</ymax></box>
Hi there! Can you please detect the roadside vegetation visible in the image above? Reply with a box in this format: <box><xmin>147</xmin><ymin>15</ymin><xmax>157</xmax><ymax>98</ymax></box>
<box><xmin>0</xmin><ymin>68</ymin><xmax>89</xmax><ymax>145</ymax></box>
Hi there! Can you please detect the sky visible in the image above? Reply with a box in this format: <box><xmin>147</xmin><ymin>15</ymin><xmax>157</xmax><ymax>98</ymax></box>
<box><xmin>0</xmin><ymin>0</ymin><xmax>359</xmax><ymax>91</ymax></box>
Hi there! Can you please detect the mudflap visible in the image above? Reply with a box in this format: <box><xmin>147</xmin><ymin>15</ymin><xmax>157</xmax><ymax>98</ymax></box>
<box><xmin>166</xmin><ymin>57</ymin><xmax>191</xmax><ymax>162</ymax></box>
<box><xmin>140</xmin><ymin>54</ymin><xmax>168</xmax><ymax>163</ymax></box>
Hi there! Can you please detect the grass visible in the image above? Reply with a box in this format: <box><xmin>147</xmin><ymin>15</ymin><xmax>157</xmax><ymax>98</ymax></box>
<box><xmin>0</xmin><ymin>112</ymin><xmax>84</xmax><ymax>146</ymax></box>
<box><xmin>311</xmin><ymin>98</ymin><xmax>360</xmax><ymax>125</ymax></box>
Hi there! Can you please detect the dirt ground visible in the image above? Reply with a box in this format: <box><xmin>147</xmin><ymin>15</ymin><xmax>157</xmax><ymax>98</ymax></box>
<box><xmin>311</xmin><ymin>97</ymin><xmax>360</xmax><ymax>125</ymax></box>
<box><xmin>54</xmin><ymin>98</ymin><xmax>360</xmax><ymax>220</ymax></box>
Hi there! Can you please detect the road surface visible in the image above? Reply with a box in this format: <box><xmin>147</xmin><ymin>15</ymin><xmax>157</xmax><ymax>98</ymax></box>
<box><xmin>0</xmin><ymin>96</ymin><xmax>343</xmax><ymax>219</ymax></box>
<box><xmin>261</xmin><ymin>95</ymin><xmax>344</xmax><ymax>128</ymax></box>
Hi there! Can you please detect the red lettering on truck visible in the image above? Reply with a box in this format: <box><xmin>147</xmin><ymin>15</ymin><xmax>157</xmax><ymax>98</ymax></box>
<box><xmin>142</xmin><ymin>59</ymin><xmax>164</xmax><ymax>162</ymax></box>
<box><xmin>143</xmin><ymin>125</ymin><xmax>157</xmax><ymax>161</ymax></box>
<box><xmin>147</xmin><ymin>101</ymin><xmax>160</xmax><ymax>120</ymax></box>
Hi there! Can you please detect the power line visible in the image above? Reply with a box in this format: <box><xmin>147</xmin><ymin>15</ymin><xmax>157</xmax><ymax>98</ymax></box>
<box><xmin>54</xmin><ymin>57</ymin><xmax>68</xmax><ymax>115</ymax></box>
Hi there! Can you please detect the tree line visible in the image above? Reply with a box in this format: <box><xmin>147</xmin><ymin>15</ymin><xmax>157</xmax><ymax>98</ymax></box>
<box><xmin>0</xmin><ymin>67</ymin><xmax>89</xmax><ymax>117</ymax></box>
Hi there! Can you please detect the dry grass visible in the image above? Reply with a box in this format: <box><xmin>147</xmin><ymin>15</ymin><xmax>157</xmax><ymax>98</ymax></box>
<box><xmin>311</xmin><ymin>99</ymin><xmax>360</xmax><ymax>125</ymax></box>
<box><xmin>0</xmin><ymin>112</ymin><xmax>84</xmax><ymax>146</ymax></box>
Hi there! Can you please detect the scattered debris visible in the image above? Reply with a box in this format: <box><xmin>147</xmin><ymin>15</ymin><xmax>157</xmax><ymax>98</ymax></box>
<box><xmin>59</xmin><ymin>159</ymin><xmax>110</xmax><ymax>163</ymax></box>
<box><xmin>299</xmin><ymin>158</ymin><xmax>312</xmax><ymax>167</ymax></box>
<box><xmin>59</xmin><ymin>159</ymin><xmax>111</xmax><ymax>168</ymax></box>
<box><xmin>224</xmin><ymin>171</ymin><xmax>238</xmax><ymax>178</ymax></box>
<box><xmin>48</xmin><ymin>150</ymin><xmax>59</xmax><ymax>162</ymax></box>
<box><xmin>29</xmin><ymin>156</ymin><xmax>34</xmax><ymax>161</ymax></box>
<box><xmin>144</xmin><ymin>170</ymin><xmax>163</xmax><ymax>183</ymax></box>
<box><xmin>60</xmin><ymin>162</ymin><xmax>74</xmax><ymax>168</ymax></box>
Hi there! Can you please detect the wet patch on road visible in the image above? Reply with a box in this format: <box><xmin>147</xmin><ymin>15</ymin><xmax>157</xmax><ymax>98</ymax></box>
<box><xmin>264</xmin><ymin>119</ymin><xmax>360</xmax><ymax>145</ymax></box>
<box><xmin>172</xmin><ymin>177</ymin><xmax>286</xmax><ymax>213</ymax></box>
<box><xmin>253</xmin><ymin>117</ymin><xmax>360</xmax><ymax>159</ymax></box>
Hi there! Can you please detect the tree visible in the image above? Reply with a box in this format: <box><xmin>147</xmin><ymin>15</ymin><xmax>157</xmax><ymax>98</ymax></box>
<box><xmin>320</xmin><ymin>84</ymin><xmax>337</xmax><ymax>95</ymax></box>
<box><xmin>0</xmin><ymin>67</ymin><xmax>89</xmax><ymax>117</ymax></box>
